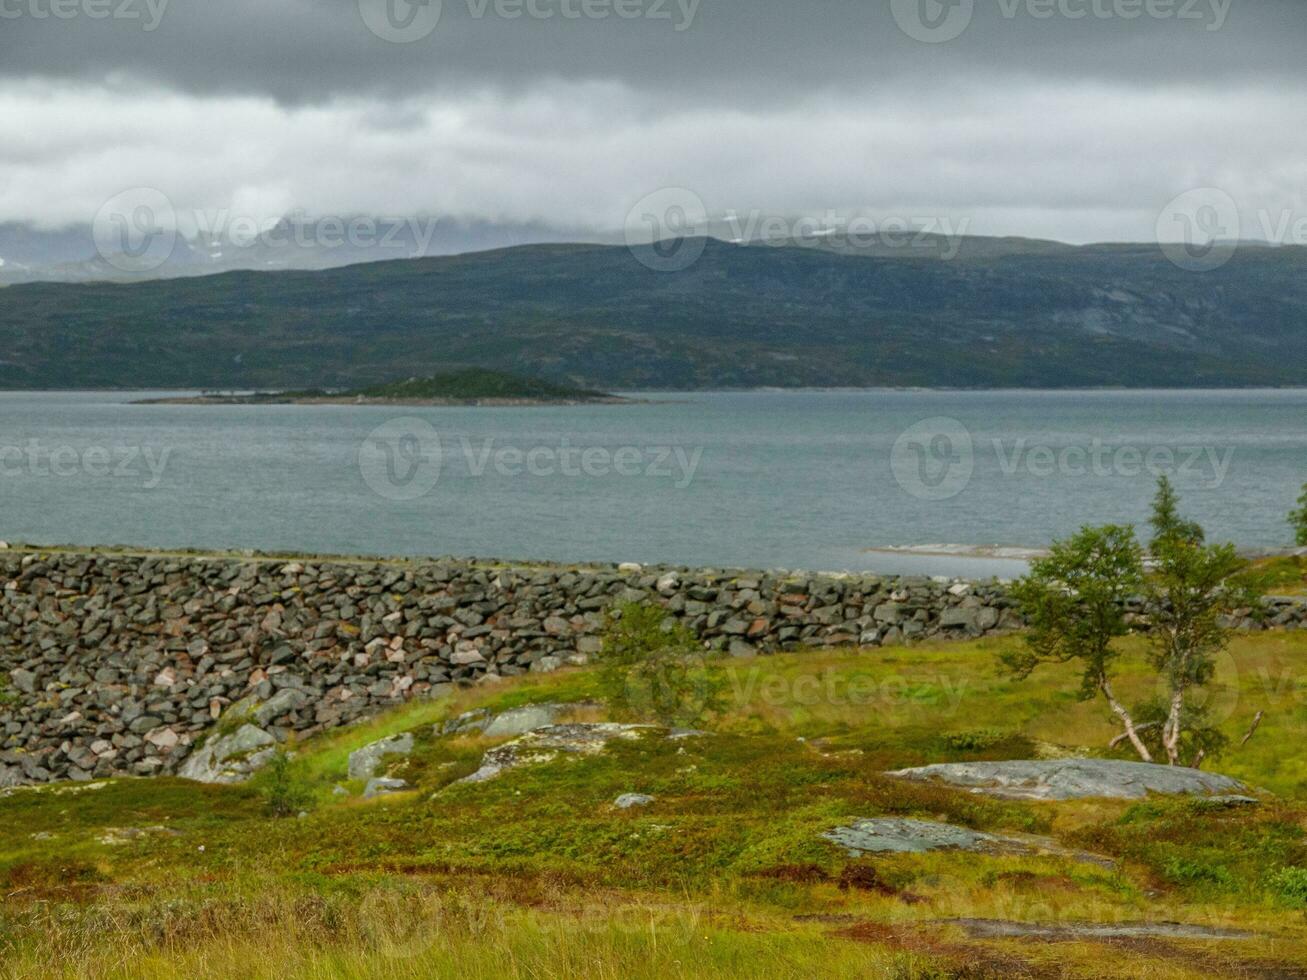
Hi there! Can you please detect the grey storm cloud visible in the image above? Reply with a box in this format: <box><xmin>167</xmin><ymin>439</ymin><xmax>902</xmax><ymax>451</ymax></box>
<box><xmin>0</xmin><ymin>0</ymin><xmax>1301</xmax><ymax>102</ymax></box>
<box><xmin>0</xmin><ymin>0</ymin><xmax>1304</xmax><ymax>245</ymax></box>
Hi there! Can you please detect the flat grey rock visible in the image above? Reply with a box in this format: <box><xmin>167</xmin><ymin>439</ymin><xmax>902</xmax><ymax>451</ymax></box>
<box><xmin>455</xmin><ymin>723</ymin><xmax>654</xmax><ymax>785</ymax></box>
<box><xmin>348</xmin><ymin>733</ymin><xmax>415</xmax><ymax>781</ymax></box>
<box><xmin>441</xmin><ymin>703</ymin><xmax>591</xmax><ymax>739</ymax></box>
<box><xmin>948</xmin><ymin>919</ymin><xmax>1255</xmax><ymax>941</ymax></box>
<box><xmin>825</xmin><ymin>819</ymin><xmax>1009</xmax><ymax>855</ymax></box>
<box><xmin>179</xmin><ymin>724</ymin><xmax>276</xmax><ymax>784</ymax></box>
<box><xmin>614</xmin><ymin>793</ymin><xmax>654</xmax><ymax>809</ymax></box>
<box><xmin>823</xmin><ymin>818</ymin><xmax>1113</xmax><ymax>865</ymax></box>
<box><xmin>886</xmin><ymin>759</ymin><xmax>1247</xmax><ymax>801</ymax></box>
<box><xmin>363</xmin><ymin>777</ymin><xmax>410</xmax><ymax>799</ymax></box>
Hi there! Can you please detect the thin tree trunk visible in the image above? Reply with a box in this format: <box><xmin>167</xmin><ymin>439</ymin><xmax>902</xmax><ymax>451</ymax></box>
<box><xmin>1101</xmin><ymin>678</ymin><xmax>1153</xmax><ymax>763</ymax></box>
<box><xmin>1163</xmin><ymin>688</ymin><xmax>1185</xmax><ymax>766</ymax></box>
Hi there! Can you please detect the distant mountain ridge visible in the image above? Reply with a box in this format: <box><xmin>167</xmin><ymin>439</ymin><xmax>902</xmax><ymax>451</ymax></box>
<box><xmin>1</xmin><ymin>237</ymin><xmax>1304</xmax><ymax>389</ymax></box>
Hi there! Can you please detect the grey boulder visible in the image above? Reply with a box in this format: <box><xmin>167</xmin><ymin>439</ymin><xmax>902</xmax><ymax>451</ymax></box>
<box><xmin>441</xmin><ymin>702</ymin><xmax>591</xmax><ymax>739</ymax></box>
<box><xmin>456</xmin><ymin>723</ymin><xmax>653</xmax><ymax>785</ymax></box>
<box><xmin>886</xmin><ymin>759</ymin><xmax>1248</xmax><ymax>801</ymax></box>
<box><xmin>363</xmin><ymin>777</ymin><xmax>410</xmax><ymax>799</ymax></box>
<box><xmin>824</xmin><ymin>818</ymin><xmax>1112</xmax><ymax>866</ymax></box>
<box><xmin>348</xmin><ymin>733</ymin><xmax>415</xmax><ymax>781</ymax></box>
<box><xmin>179</xmin><ymin>724</ymin><xmax>277</xmax><ymax>785</ymax></box>
<box><xmin>614</xmin><ymin>793</ymin><xmax>655</xmax><ymax>810</ymax></box>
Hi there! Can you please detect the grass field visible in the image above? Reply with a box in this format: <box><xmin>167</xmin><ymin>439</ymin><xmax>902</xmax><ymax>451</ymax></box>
<box><xmin>4</xmin><ymin>631</ymin><xmax>1307</xmax><ymax>978</ymax></box>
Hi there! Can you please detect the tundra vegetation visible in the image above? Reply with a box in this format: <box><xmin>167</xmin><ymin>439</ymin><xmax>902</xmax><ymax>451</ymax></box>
<box><xmin>4</xmin><ymin>621</ymin><xmax>1307</xmax><ymax>977</ymax></box>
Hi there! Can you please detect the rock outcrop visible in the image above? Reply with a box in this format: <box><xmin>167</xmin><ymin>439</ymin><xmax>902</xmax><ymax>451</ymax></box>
<box><xmin>886</xmin><ymin>759</ymin><xmax>1249</xmax><ymax>801</ymax></box>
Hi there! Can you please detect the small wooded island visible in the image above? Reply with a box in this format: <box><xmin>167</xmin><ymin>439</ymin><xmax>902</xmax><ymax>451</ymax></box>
<box><xmin>135</xmin><ymin>369</ymin><xmax>629</xmax><ymax>406</ymax></box>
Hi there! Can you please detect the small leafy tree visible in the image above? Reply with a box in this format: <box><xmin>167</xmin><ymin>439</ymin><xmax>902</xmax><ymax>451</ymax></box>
<box><xmin>1151</xmin><ymin>475</ymin><xmax>1205</xmax><ymax>546</ymax></box>
<box><xmin>1292</xmin><ymin>483</ymin><xmax>1307</xmax><ymax>547</ymax></box>
<box><xmin>598</xmin><ymin>602</ymin><xmax>725</xmax><ymax>728</ymax></box>
<box><xmin>1004</xmin><ymin>525</ymin><xmax>1154</xmax><ymax>760</ymax></box>
<box><xmin>261</xmin><ymin>750</ymin><xmax>312</xmax><ymax>818</ymax></box>
<box><xmin>1141</xmin><ymin>477</ymin><xmax>1260</xmax><ymax>767</ymax></box>
<box><xmin>1006</xmin><ymin>481</ymin><xmax>1265</xmax><ymax>769</ymax></box>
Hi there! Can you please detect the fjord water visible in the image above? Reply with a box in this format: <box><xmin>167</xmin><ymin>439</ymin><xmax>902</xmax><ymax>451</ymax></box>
<box><xmin>1</xmin><ymin>389</ymin><xmax>1304</xmax><ymax>577</ymax></box>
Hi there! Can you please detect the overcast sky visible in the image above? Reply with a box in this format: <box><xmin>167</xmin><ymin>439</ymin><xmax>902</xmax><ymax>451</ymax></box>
<box><xmin>1</xmin><ymin>0</ymin><xmax>1304</xmax><ymax>246</ymax></box>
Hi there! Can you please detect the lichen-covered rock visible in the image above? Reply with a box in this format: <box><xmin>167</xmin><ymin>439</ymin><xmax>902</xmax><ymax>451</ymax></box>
<box><xmin>824</xmin><ymin>818</ymin><xmax>1018</xmax><ymax>855</ymax></box>
<box><xmin>348</xmin><ymin>733</ymin><xmax>415</xmax><ymax>781</ymax></box>
<box><xmin>363</xmin><ymin>777</ymin><xmax>409</xmax><ymax>799</ymax></box>
<box><xmin>456</xmin><ymin>723</ymin><xmax>654</xmax><ymax>784</ymax></box>
<box><xmin>823</xmin><ymin>818</ymin><xmax>1112</xmax><ymax>866</ymax></box>
<box><xmin>441</xmin><ymin>702</ymin><xmax>593</xmax><ymax>740</ymax></box>
<box><xmin>614</xmin><ymin>793</ymin><xmax>654</xmax><ymax>809</ymax></box>
<box><xmin>886</xmin><ymin>759</ymin><xmax>1248</xmax><ymax>801</ymax></box>
<box><xmin>178</xmin><ymin>725</ymin><xmax>277</xmax><ymax>784</ymax></box>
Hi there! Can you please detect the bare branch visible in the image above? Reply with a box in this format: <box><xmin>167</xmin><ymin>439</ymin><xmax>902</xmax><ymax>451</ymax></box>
<box><xmin>1240</xmin><ymin>710</ymin><xmax>1265</xmax><ymax>748</ymax></box>
<box><xmin>1101</xmin><ymin>678</ymin><xmax>1154</xmax><ymax>763</ymax></box>
<box><xmin>1109</xmin><ymin>721</ymin><xmax>1160</xmax><ymax>750</ymax></box>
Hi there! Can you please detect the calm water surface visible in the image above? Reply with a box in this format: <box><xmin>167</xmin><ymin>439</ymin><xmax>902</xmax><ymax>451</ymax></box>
<box><xmin>1</xmin><ymin>389</ymin><xmax>1304</xmax><ymax>577</ymax></box>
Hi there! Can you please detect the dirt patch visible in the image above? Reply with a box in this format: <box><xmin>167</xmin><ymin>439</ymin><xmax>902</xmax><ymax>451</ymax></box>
<box><xmin>833</xmin><ymin>920</ymin><xmax>1047</xmax><ymax>979</ymax></box>
<box><xmin>755</xmin><ymin>863</ymin><xmax>831</xmax><ymax>885</ymax></box>
<box><xmin>1095</xmin><ymin>936</ymin><xmax>1307</xmax><ymax>980</ymax></box>
<box><xmin>1</xmin><ymin>860</ymin><xmax>110</xmax><ymax>902</ymax></box>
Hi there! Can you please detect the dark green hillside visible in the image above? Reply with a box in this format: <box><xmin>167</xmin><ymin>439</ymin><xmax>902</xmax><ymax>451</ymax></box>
<box><xmin>1</xmin><ymin>238</ymin><xmax>1304</xmax><ymax>389</ymax></box>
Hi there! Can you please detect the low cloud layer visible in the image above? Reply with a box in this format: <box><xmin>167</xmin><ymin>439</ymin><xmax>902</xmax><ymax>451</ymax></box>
<box><xmin>1</xmin><ymin>0</ymin><xmax>1304</xmax><ymax>245</ymax></box>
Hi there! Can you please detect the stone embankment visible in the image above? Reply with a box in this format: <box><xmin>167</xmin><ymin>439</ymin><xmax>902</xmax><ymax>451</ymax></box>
<box><xmin>2</xmin><ymin>548</ymin><xmax>1303</xmax><ymax>786</ymax></box>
